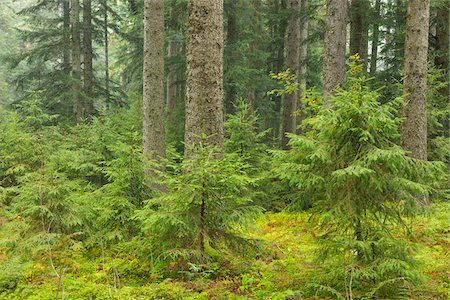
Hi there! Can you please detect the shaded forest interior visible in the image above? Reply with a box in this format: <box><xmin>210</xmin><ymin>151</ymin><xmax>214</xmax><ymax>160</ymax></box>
<box><xmin>0</xmin><ymin>0</ymin><xmax>449</xmax><ymax>299</ymax></box>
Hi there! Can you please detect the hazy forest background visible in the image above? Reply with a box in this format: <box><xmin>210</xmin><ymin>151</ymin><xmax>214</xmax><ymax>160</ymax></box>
<box><xmin>0</xmin><ymin>0</ymin><xmax>449</xmax><ymax>299</ymax></box>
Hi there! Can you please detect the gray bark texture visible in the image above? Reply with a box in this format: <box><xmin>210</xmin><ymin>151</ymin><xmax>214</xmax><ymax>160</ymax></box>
<box><xmin>401</xmin><ymin>0</ymin><xmax>429</xmax><ymax>161</ymax></box>
<box><xmin>282</xmin><ymin>0</ymin><xmax>301</xmax><ymax>149</ymax></box>
<box><xmin>184</xmin><ymin>0</ymin><xmax>224</xmax><ymax>157</ymax></box>
<box><xmin>143</xmin><ymin>0</ymin><xmax>165</xmax><ymax>162</ymax></box>
<box><xmin>323</xmin><ymin>0</ymin><xmax>347</xmax><ymax>104</ymax></box>
<box><xmin>83</xmin><ymin>0</ymin><xmax>94</xmax><ymax>119</ymax></box>
<box><xmin>70</xmin><ymin>0</ymin><xmax>82</xmax><ymax>122</ymax></box>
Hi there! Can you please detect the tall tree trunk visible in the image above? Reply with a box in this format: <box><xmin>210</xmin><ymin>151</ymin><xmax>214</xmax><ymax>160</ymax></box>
<box><xmin>369</xmin><ymin>0</ymin><xmax>381</xmax><ymax>76</ymax></box>
<box><xmin>349</xmin><ymin>0</ymin><xmax>369</xmax><ymax>69</ymax></box>
<box><xmin>184</xmin><ymin>0</ymin><xmax>224</xmax><ymax>158</ymax></box>
<box><xmin>246</xmin><ymin>0</ymin><xmax>262</xmax><ymax>113</ymax></box>
<box><xmin>401</xmin><ymin>0</ymin><xmax>429</xmax><ymax>162</ymax></box>
<box><xmin>435</xmin><ymin>4</ymin><xmax>449</xmax><ymax>100</ymax></box>
<box><xmin>83</xmin><ymin>0</ymin><xmax>94</xmax><ymax>119</ymax></box>
<box><xmin>62</xmin><ymin>0</ymin><xmax>70</xmax><ymax>72</ymax></box>
<box><xmin>323</xmin><ymin>0</ymin><xmax>348</xmax><ymax>104</ymax></box>
<box><xmin>297</xmin><ymin>0</ymin><xmax>309</xmax><ymax>132</ymax></box>
<box><xmin>143</xmin><ymin>0</ymin><xmax>166</xmax><ymax>164</ymax></box>
<box><xmin>104</xmin><ymin>0</ymin><xmax>109</xmax><ymax>108</ymax></box>
<box><xmin>281</xmin><ymin>0</ymin><xmax>300</xmax><ymax>149</ymax></box>
<box><xmin>225</xmin><ymin>0</ymin><xmax>238</xmax><ymax>115</ymax></box>
<box><xmin>70</xmin><ymin>0</ymin><xmax>82</xmax><ymax>122</ymax></box>
<box><xmin>166</xmin><ymin>0</ymin><xmax>181</xmax><ymax>127</ymax></box>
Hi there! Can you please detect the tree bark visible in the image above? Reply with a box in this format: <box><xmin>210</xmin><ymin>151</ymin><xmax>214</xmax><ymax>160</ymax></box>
<box><xmin>225</xmin><ymin>0</ymin><xmax>238</xmax><ymax>115</ymax></box>
<box><xmin>167</xmin><ymin>0</ymin><xmax>182</xmax><ymax>126</ymax></box>
<box><xmin>323</xmin><ymin>0</ymin><xmax>348</xmax><ymax>104</ymax></box>
<box><xmin>349</xmin><ymin>0</ymin><xmax>369</xmax><ymax>69</ymax></box>
<box><xmin>143</xmin><ymin>0</ymin><xmax>166</xmax><ymax>163</ymax></box>
<box><xmin>70</xmin><ymin>0</ymin><xmax>82</xmax><ymax>122</ymax></box>
<box><xmin>297</xmin><ymin>0</ymin><xmax>309</xmax><ymax>132</ymax></box>
<box><xmin>184</xmin><ymin>0</ymin><xmax>224</xmax><ymax>158</ymax></box>
<box><xmin>401</xmin><ymin>0</ymin><xmax>429</xmax><ymax>162</ymax></box>
<box><xmin>104</xmin><ymin>0</ymin><xmax>109</xmax><ymax>108</ymax></box>
<box><xmin>435</xmin><ymin>4</ymin><xmax>449</xmax><ymax>99</ymax></box>
<box><xmin>83</xmin><ymin>0</ymin><xmax>94</xmax><ymax>119</ymax></box>
<box><xmin>62</xmin><ymin>0</ymin><xmax>70</xmax><ymax>72</ymax></box>
<box><xmin>369</xmin><ymin>0</ymin><xmax>381</xmax><ymax>76</ymax></box>
<box><xmin>281</xmin><ymin>0</ymin><xmax>300</xmax><ymax>149</ymax></box>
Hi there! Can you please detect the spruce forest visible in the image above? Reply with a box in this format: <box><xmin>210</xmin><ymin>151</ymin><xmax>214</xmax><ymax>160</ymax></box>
<box><xmin>1</xmin><ymin>0</ymin><xmax>450</xmax><ymax>299</ymax></box>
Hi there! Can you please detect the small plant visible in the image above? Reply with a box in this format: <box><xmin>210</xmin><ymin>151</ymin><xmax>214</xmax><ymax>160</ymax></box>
<box><xmin>137</xmin><ymin>144</ymin><xmax>261</xmax><ymax>263</ymax></box>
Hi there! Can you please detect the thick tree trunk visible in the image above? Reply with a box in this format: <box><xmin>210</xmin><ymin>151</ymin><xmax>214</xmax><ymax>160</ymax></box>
<box><xmin>70</xmin><ymin>0</ymin><xmax>82</xmax><ymax>122</ymax></box>
<box><xmin>323</xmin><ymin>0</ymin><xmax>347</xmax><ymax>104</ymax></box>
<box><xmin>83</xmin><ymin>0</ymin><xmax>94</xmax><ymax>119</ymax></box>
<box><xmin>435</xmin><ymin>5</ymin><xmax>449</xmax><ymax>100</ymax></box>
<box><xmin>143</xmin><ymin>0</ymin><xmax>165</xmax><ymax>163</ymax></box>
<box><xmin>184</xmin><ymin>0</ymin><xmax>224</xmax><ymax>158</ymax></box>
<box><xmin>401</xmin><ymin>0</ymin><xmax>429</xmax><ymax>162</ymax></box>
<box><xmin>369</xmin><ymin>0</ymin><xmax>381</xmax><ymax>76</ymax></box>
<box><xmin>281</xmin><ymin>0</ymin><xmax>300</xmax><ymax>149</ymax></box>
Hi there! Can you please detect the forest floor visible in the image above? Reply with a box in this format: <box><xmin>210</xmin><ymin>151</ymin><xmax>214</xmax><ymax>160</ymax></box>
<box><xmin>1</xmin><ymin>203</ymin><xmax>449</xmax><ymax>299</ymax></box>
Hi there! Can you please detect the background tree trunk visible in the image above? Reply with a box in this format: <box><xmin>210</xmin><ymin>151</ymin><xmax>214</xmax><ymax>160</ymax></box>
<box><xmin>224</xmin><ymin>0</ymin><xmax>238</xmax><ymax>115</ymax></box>
<box><xmin>83</xmin><ymin>0</ymin><xmax>94</xmax><ymax>120</ymax></box>
<box><xmin>167</xmin><ymin>0</ymin><xmax>181</xmax><ymax>127</ymax></box>
<box><xmin>70</xmin><ymin>0</ymin><xmax>82</xmax><ymax>122</ymax></box>
<box><xmin>349</xmin><ymin>0</ymin><xmax>369</xmax><ymax>69</ymax></box>
<box><xmin>281</xmin><ymin>0</ymin><xmax>300</xmax><ymax>149</ymax></box>
<box><xmin>435</xmin><ymin>4</ymin><xmax>449</xmax><ymax>100</ymax></box>
<box><xmin>184</xmin><ymin>0</ymin><xmax>224</xmax><ymax>157</ymax></box>
<box><xmin>401</xmin><ymin>0</ymin><xmax>429</xmax><ymax>162</ymax></box>
<box><xmin>369</xmin><ymin>0</ymin><xmax>381</xmax><ymax>76</ymax></box>
<box><xmin>297</xmin><ymin>0</ymin><xmax>309</xmax><ymax>132</ymax></box>
<box><xmin>323</xmin><ymin>0</ymin><xmax>347</xmax><ymax>104</ymax></box>
<box><xmin>143</xmin><ymin>0</ymin><xmax>165</xmax><ymax>163</ymax></box>
<box><xmin>62</xmin><ymin>0</ymin><xmax>70</xmax><ymax>73</ymax></box>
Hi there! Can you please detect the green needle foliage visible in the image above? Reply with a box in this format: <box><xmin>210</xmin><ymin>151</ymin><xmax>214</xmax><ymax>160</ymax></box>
<box><xmin>137</xmin><ymin>145</ymin><xmax>261</xmax><ymax>263</ymax></box>
<box><xmin>273</xmin><ymin>57</ymin><xmax>447</xmax><ymax>298</ymax></box>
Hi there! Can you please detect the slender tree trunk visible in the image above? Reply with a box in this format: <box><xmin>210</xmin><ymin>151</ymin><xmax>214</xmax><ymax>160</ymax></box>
<box><xmin>297</xmin><ymin>0</ymin><xmax>309</xmax><ymax>132</ymax></box>
<box><xmin>350</xmin><ymin>0</ymin><xmax>369</xmax><ymax>69</ymax></box>
<box><xmin>184</xmin><ymin>0</ymin><xmax>224</xmax><ymax>158</ymax></box>
<box><xmin>143</xmin><ymin>0</ymin><xmax>166</xmax><ymax>163</ymax></box>
<box><xmin>281</xmin><ymin>0</ymin><xmax>300</xmax><ymax>149</ymax></box>
<box><xmin>369</xmin><ymin>0</ymin><xmax>381</xmax><ymax>76</ymax></box>
<box><xmin>104</xmin><ymin>0</ymin><xmax>110</xmax><ymax>108</ymax></box>
<box><xmin>83</xmin><ymin>0</ymin><xmax>94</xmax><ymax>119</ymax></box>
<box><xmin>167</xmin><ymin>0</ymin><xmax>181</xmax><ymax>126</ymax></box>
<box><xmin>435</xmin><ymin>5</ymin><xmax>449</xmax><ymax>100</ymax></box>
<box><xmin>246</xmin><ymin>0</ymin><xmax>262</xmax><ymax>114</ymax></box>
<box><xmin>401</xmin><ymin>0</ymin><xmax>429</xmax><ymax>163</ymax></box>
<box><xmin>323</xmin><ymin>0</ymin><xmax>348</xmax><ymax>104</ymax></box>
<box><xmin>62</xmin><ymin>0</ymin><xmax>70</xmax><ymax>72</ymax></box>
<box><xmin>225</xmin><ymin>0</ymin><xmax>238</xmax><ymax>115</ymax></box>
<box><xmin>71</xmin><ymin>0</ymin><xmax>82</xmax><ymax>122</ymax></box>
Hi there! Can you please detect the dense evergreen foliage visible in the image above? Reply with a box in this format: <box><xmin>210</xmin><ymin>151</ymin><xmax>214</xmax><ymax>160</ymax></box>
<box><xmin>0</xmin><ymin>0</ymin><xmax>449</xmax><ymax>299</ymax></box>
